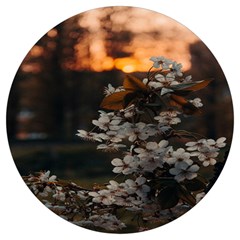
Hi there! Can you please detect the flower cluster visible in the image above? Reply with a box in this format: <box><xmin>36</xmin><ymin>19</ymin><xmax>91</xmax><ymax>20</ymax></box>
<box><xmin>24</xmin><ymin>56</ymin><xmax>227</xmax><ymax>233</ymax></box>
<box><xmin>186</xmin><ymin>137</ymin><xmax>226</xmax><ymax>166</ymax></box>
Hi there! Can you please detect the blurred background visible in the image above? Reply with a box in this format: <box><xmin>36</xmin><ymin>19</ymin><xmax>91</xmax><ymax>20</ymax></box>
<box><xmin>7</xmin><ymin>7</ymin><xmax>233</xmax><ymax>186</ymax></box>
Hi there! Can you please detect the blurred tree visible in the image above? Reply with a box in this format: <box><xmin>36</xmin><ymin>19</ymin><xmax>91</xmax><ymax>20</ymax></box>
<box><xmin>7</xmin><ymin>8</ymin><xmax>233</xmax><ymax>144</ymax></box>
<box><xmin>187</xmin><ymin>41</ymin><xmax>233</xmax><ymax>141</ymax></box>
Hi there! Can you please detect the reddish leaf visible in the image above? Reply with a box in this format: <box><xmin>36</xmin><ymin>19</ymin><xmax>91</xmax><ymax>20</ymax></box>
<box><xmin>100</xmin><ymin>91</ymin><xmax>131</xmax><ymax>110</ymax></box>
<box><xmin>170</xmin><ymin>94</ymin><xmax>201</xmax><ymax>115</ymax></box>
<box><xmin>123</xmin><ymin>75</ymin><xmax>148</xmax><ymax>92</ymax></box>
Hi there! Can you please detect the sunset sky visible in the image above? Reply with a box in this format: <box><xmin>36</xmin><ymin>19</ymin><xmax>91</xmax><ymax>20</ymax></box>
<box><xmin>72</xmin><ymin>7</ymin><xmax>199</xmax><ymax>72</ymax></box>
<box><xmin>20</xmin><ymin>7</ymin><xmax>200</xmax><ymax>74</ymax></box>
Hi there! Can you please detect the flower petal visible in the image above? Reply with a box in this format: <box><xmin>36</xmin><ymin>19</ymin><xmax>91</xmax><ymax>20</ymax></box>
<box><xmin>111</xmin><ymin>158</ymin><xmax>123</xmax><ymax>166</ymax></box>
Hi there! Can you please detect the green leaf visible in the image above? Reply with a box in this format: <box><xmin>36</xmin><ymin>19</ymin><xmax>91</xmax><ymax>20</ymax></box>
<box><xmin>170</xmin><ymin>79</ymin><xmax>212</xmax><ymax>92</ymax></box>
<box><xmin>184</xmin><ymin>178</ymin><xmax>206</xmax><ymax>192</ymax></box>
<box><xmin>158</xmin><ymin>186</ymin><xmax>179</xmax><ymax>210</ymax></box>
<box><xmin>178</xmin><ymin>186</ymin><xmax>196</xmax><ymax>206</ymax></box>
<box><xmin>163</xmin><ymin>79</ymin><xmax>213</xmax><ymax>97</ymax></box>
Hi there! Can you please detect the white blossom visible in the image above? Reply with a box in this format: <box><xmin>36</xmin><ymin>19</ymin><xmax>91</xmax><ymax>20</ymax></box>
<box><xmin>39</xmin><ymin>170</ymin><xmax>57</xmax><ymax>183</ymax></box>
<box><xmin>196</xmin><ymin>149</ymin><xmax>219</xmax><ymax>167</ymax></box>
<box><xmin>148</xmin><ymin>73</ymin><xmax>179</xmax><ymax>89</ymax></box>
<box><xmin>111</xmin><ymin>155</ymin><xmax>139</xmax><ymax>175</ymax></box>
<box><xmin>120</xmin><ymin>122</ymin><xmax>156</xmax><ymax>142</ymax></box>
<box><xmin>77</xmin><ymin>190</ymin><xmax>88</xmax><ymax>200</ymax></box>
<box><xmin>154</xmin><ymin>110</ymin><xmax>181</xmax><ymax>125</ymax></box>
<box><xmin>168</xmin><ymin>148</ymin><xmax>193</xmax><ymax>166</ymax></box>
<box><xmin>53</xmin><ymin>186</ymin><xmax>66</xmax><ymax>201</ymax></box>
<box><xmin>171</xmin><ymin>61</ymin><xmax>183</xmax><ymax>77</ymax></box>
<box><xmin>149</xmin><ymin>56</ymin><xmax>173</xmax><ymax>69</ymax></box>
<box><xmin>124</xmin><ymin>177</ymin><xmax>150</xmax><ymax>199</ymax></box>
<box><xmin>104</xmin><ymin>84</ymin><xmax>125</xmax><ymax>96</ymax></box>
<box><xmin>97</xmin><ymin>143</ymin><xmax>126</xmax><ymax>152</ymax></box>
<box><xmin>189</xmin><ymin>98</ymin><xmax>203</xmax><ymax>108</ymax></box>
<box><xmin>183</xmin><ymin>75</ymin><xmax>192</xmax><ymax>82</ymax></box>
<box><xmin>92</xmin><ymin>111</ymin><xmax>122</xmax><ymax>132</ymax></box>
<box><xmin>186</xmin><ymin>137</ymin><xmax>226</xmax><ymax>152</ymax></box>
<box><xmin>89</xmin><ymin>189</ymin><xmax>115</xmax><ymax>205</ymax></box>
<box><xmin>186</xmin><ymin>137</ymin><xmax>226</xmax><ymax>167</ymax></box>
<box><xmin>92</xmin><ymin>115</ymin><xmax>111</xmax><ymax>131</ymax></box>
<box><xmin>104</xmin><ymin>84</ymin><xmax>116</xmax><ymax>96</ymax></box>
<box><xmin>169</xmin><ymin>162</ymin><xmax>200</xmax><ymax>182</ymax></box>
<box><xmin>135</xmin><ymin>140</ymin><xmax>169</xmax><ymax>171</ymax></box>
<box><xmin>215</xmin><ymin>137</ymin><xmax>227</xmax><ymax>148</ymax></box>
<box><xmin>196</xmin><ymin>192</ymin><xmax>206</xmax><ymax>203</ymax></box>
<box><xmin>38</xmin><ymin>186</ymin><xmax>52</xmax><ymax>197</ymax></box>
<box><xmin>76</xmin><ymin>130</ymin><xmax>103</xmax><ymax>142</ymax></box>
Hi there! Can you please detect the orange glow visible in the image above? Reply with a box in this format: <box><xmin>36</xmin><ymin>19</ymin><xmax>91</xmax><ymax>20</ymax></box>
<box><xmin>102</xmin><ymin>57</ymin><xmax>114</xmax><ymax>70</ymax></box>
<box><xmin>30</xmin><ymin>46</ymin><xmax>44</xmax><ymax>57</ymax></box>
<box><xmin>114</xmin><ymin>57</ymin><xmax>153</xmax><ymax>73</ymax></box>
<box><xmin>69</xmin><ymin>7</ymin><xmax>199</xmax><ymax>72</ymax></box>
<box><xmin>47</xmin><ymin>29</ymin><xmax>58</xmax><ymax>38</ymax></box>
<box><xmin>122</xmin><ymin>65</ymin><xmax>135</xmax><ymax>73</ymax></box>
<box><xmin>115</xmin><ymin>58</ymin><xmax>137</xmax><ymax>72</ymax></box>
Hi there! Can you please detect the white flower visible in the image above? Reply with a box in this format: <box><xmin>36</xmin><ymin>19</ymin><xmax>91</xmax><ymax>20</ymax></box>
<box><xmin>76</xmin><ymin>129</ymin><xmax>89</xmax><ymax>139</ymax></box>
<box><xmin>53</xmin><ymin>186</ymin><xmax>66</xmax><ymax>201</ymax></box>
<box><xmin>89</xmin><ymin>189</ymin><xmax>115</xmax><ymax>205</ymax></box>
<box><xmin>186</xmin><ymin>137</ymin><xmax>226</xmax><ymax>167</ymax></box>
<box><xmin>121</xmin><ymin>122</ymin><xmax>156</xmax><ymax>142</ymax></box>
<box><xmin>104</xmin><ymin>84</ymin><xmax>125</xmax><ymax>96</ymax></box>
<box><xmin>189</xmin><ymin>98</ymin><xmax>203</xmax><ymax>108</ymax></box>
<box><xmin>104</xmin><ymin>84</ymin><xmax>116</xmax><ymax>96</ymax></box>
<box><xmin>121</xmin><ymin>104</ymin><xmax>136</xmax><ymax>118</ymax></box>
<box><xmin>215</xmin><ymin>137</ymin><xmax>226</xmax><ymax>148</ymax></box>
<box><xmin>148</xmin><ymin>81</ymin><xmax>163</xmax><ymax>89</ymax></box>
<box><xmin>196</xmin><ymin>192</ymin><xmax>206</xmax><ymax>203</ymax></box>
<box><xmin>92</xmin><ymin>111</ymin><xmax>122</xmax><ymax>131</ymax></box>
<box><xmin>97</xmin><ymin>143</ymin><xmax>126</xmax><ymax>152</ymax></box>
<box><xmin>135</xmin><ymin>141</ymin><xmax>158</xmax><ymax>155</ymax></box>
<box><xmin>106</xmin><ymin>180</ymin><xmax>128</xmax><ymax>197</ymax></box>
<box><xmin>92</xmin><ymin>115</ymin><xmax>110</xmax><ymax>131</ymax></box>
<box><xmin>124</xmin><ymin>177</ymin><xmax>150</xmax><ymax>199</ymax></box>
<box><xmin>169</xmin><ymin>148</ymin><xmax>193</xmax><ymax>165</ymax></box>
<box><xmin>142</xmin><ymin>78</ymin><xmax>148</xmax><ymax>85</ymax></box>
<box><xmin>163</xmin><ymin>146</ymin><xmax>174</xmax><ymax>164</ymax></box>
<box><xmin>171</xmin><ymin>61</ymin><xmax>183</xmax><ymax>77</ymax></box>
<box><xmin>105</xmin><ymin>130</ymin><xmax>123</xmax><ymax>143</ymax></box>
<box><xmin>38</xmin><ymin>186</ymin><xmax>52</xmax><ymax>197</ymax></box>
<box><xmin>197</xmin><ymin>149</ymin><xmax>219</xmax><ymax>167</ymax></box>
<box><xmin>150</xmin><ymin>56</ymin><xmax>173</xmax><ymax>69</ymax></box>
<box><xmin>111</xmin><ymin>155</ymin><xmax>139</xmax><ymax>175</ymax></box>
<box><xmin>183</xmin><ymin>75</ymin><xmax>192</xmax><ymax>82</ymax></box>
<box><xmin>148</xmin><ymin>73</ymin><xmax>179</xmax><ymax>89</ymax></box>
<box><xmin>109</xmin><ymin>119</ymin><xmax>122</xmax><ymax>131</ymax></box>
<box><xmin>186</xmin><ymin>137</ymin><xmax>226</xmax><ymax>152</ymax></box>
<box><xmin>124</xmin><ymin>196</ymin><xmax>143</xmax><ymax>210</ymax></box>
<box><xmin>154</xmin><ymin>110</ymin><xmax>181</xmax><ymax>125</ymax></box>
<box><xmin>76</xmin><ymin>130</ymin><xmax>102</xmax><ymax>142</ymax></box>
<box><xmin>77</xmin><ymin>190</ymin><xmax>88</xmax><ymax>200</ymax></box>
<box><xmin>134</xmin><ymin>140</ymin><xmax>169</xmax><ymax>172</ymax></box>
<box><xmin>169</xmin><ymin>162</ymin><xmax>200</xmax><ymax>182</ymax></box>
<box><xmin>39</xmin><ymin>171</ymin><xmax>57</xmax><ymax>183</ymax></box>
